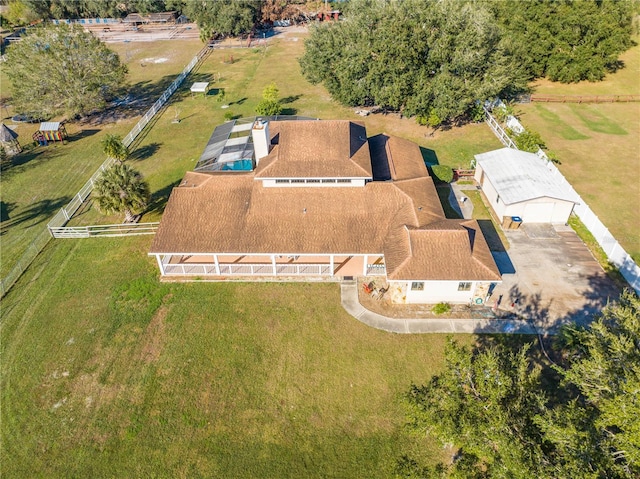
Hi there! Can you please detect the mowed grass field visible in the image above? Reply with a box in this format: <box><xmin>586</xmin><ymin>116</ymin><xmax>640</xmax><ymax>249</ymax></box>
<box><xmin>1</xmin><ymin>234</ymin><xmax>464</xmax><ymax>478</ymax></box>
<box><xmin>519</xmin><ymin>38</ymin><xmax>640</xmax><ymax>262</ymax></box>
<box><xmin>0</xmin><ymin>32</ymin><xmax>505</xmax><ymax>477</ymax></box>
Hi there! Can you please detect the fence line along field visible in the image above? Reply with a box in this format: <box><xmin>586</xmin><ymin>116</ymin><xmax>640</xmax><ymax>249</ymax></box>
<box><xmin>1</xmin><ymin>31</ymin><xmax>504</xmax><ymax>478</ymax></box>
<box><xmin>518</xmin><ymin>37</ymin><xmax>640</xmax><ymax>263</ymax></box>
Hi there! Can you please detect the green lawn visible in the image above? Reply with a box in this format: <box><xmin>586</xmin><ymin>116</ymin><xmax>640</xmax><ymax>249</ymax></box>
<box><xmin>518</xmin><ymin>36</ymin><xmax>640</xmax><ymax>263</ymax></box>
<box><xmin>0</xmin><ymin>39</ymin><xmax>205</xmax><ymax>276</ymax></box>
<box><xmin>0</xmin><ymin>32</ymin><xmax>508</xmax><ymax>478</ymax></box>
<box><xmin>0</xmin><ymin>235</ymin><xmax>465</xmax><ymax>478</ymax></box>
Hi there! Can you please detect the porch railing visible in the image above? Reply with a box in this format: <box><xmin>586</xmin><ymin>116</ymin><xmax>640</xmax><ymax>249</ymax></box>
<box><xmin>163</xmin><ymin>263</ymin><xmax>333</xmax><ymax>276</ymax></box>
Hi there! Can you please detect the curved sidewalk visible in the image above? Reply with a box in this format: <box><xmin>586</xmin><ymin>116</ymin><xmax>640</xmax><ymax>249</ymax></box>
<box><xmin>340</xmin><ymin>282</ymin><xmax>539</xmax><ymax>334</ymax></box>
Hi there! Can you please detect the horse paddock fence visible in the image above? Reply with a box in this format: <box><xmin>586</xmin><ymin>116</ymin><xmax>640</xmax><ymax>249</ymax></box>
<box><xmin>483</xmin><ymin>106</ymin><xmax>640</xmax><ymax>295</ymax></box>
<box><xmin>1</xmin><ymin>45</ymin><xmax>212</xmax><ymax>299</ymax></box>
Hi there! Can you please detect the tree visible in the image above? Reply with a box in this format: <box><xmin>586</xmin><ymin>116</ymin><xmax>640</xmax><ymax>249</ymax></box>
<box><xmin>182</xmin><ymin>0</ymin><xmax>260</xmax><ymax>41</ymax></box>
<box><xmin>300</xmin><ymin>0</ymin><xmax>528</xmax><ymax>124</ymax></box>
<box><xmin>404</xmin><ymin>340</ymin><xmax>547</xmax><ymax>477</ymax></box>
<box><xmin>101</xmin><ymin>134</ymin><xmax>129</xmax><ymax>162</ymax></box>
<box><xmin>402</xmin><ymin>291</ymin><xmax>640</xmax><ymax>478</ymax></box>
<box><xmin>5</xmin><ymin>23</ymin><xmax>126</xmax><ymax>120</ymax></box>
<box><xmin>553</xmin><ymin>291</ymin><xmax>640</xmax><ymax>471</ymax></box>
<box><xmin>490</xmin><ymin>0</ymin><xmax>635</xmax><ymax>83</ymax></box>
<box><xmin>255</xmin><ymin>82</ymin><xmax>283</xmax><ymax>116</ymax></box>
<box><xmin>93</xmin><ymin>162</ymin><xmax>150</xmax><ymax>223</ymax></box>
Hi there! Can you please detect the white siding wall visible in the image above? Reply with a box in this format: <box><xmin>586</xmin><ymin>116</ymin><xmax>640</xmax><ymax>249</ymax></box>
<box><xmin>399</xmin><ymin>280</ymin><xmax>478</xmax><ymax>304</ymax></box>
<box><xmin>479</xmin><ymin>174</ymin><xmax>507</xmax><ymax>219</ymax></box>
<box><xmin>505</xmin><ymin>198</ymin><xmax>574</xmax><ymax>223</ymax></box>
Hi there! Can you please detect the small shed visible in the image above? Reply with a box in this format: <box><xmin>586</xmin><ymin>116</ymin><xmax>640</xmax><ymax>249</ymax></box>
<box><xmin>190</xmin><ymin>82</ymin><xmax>210</xmax><ymax>96</ymax></box>
<box><xmin>33</xmin><ymin>122</ymin><xmax>68</xmax><ymax>145</ymax></box>
<box><xmin>148</xmin><ymin>12</ymin><xmax>177</xmax><ymax>24</ymax></box>
<box><xmin>123</xmin><ymin>13</ymin><xmax>147</xmax><ymax>25</ymax></box>
<box><xmin>0</xmin><ymin>123</ymin><xmax>21</xmax><ymax>154</ymax></box>
<box><xmin>474</xmin><ymin>148</ymin><xmax>579</xmax><ymax>224</ymax></box>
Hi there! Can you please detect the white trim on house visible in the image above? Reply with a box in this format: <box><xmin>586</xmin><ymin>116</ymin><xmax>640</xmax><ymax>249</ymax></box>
<box><xmin>259</xmin><ymin>178</ymin><xmax>368</xmax><ymax>187</ymax></box>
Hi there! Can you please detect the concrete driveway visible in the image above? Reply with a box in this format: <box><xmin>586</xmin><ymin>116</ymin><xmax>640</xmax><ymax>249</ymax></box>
<box><xmin>490</xmin><ymin>223</ymin><xmax>620</xmax><ymax>329</ymax></box>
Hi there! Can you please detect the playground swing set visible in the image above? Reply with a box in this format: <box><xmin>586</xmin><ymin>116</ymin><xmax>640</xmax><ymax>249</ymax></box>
<box><xmin>32</xmin><ymin>122</ymin><xmax>68</xmax><ymax>146</ymax></box>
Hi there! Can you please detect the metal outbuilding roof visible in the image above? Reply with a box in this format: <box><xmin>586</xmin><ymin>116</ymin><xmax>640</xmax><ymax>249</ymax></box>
<box><xmin>475</xmin><ymin>148</ymin><xmax>579</xmax><ymax>205</ymax></box>
<box><xmin>38</xmin><ymin>122</ymin><xmax>61</xmax><ymax>131</ymax></box>
<box><xmin>190</xmin><ymin>82</ymin><xmax>210</xmax><ymax>93</ymax></box>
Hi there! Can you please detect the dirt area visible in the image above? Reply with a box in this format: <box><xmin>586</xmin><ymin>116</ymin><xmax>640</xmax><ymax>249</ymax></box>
<box><xmin>85</xmin><ymin>22</ymin><xmax>201</xmax><ymax>43</ymax></box>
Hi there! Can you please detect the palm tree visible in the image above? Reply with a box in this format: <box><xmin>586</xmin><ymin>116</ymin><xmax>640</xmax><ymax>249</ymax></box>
<box><xmin>93</xmin><ymin>163</ymin><xmax>150</xmax><ymax>223</ymax></box>
<box><xmin>101</xmin><ymin>134</ymin><xmax>129</xmax><ymax>162</ymax></box>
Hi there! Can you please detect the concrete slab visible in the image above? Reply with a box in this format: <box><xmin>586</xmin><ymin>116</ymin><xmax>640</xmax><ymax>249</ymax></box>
<box><xmin>490</xmin><ymin>225</ymin><xmax>620</xmax><ymax>330</ymax></box>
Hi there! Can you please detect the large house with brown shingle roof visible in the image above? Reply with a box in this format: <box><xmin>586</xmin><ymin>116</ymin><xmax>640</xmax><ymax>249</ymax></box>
<box><xmin>149</xmin><ymin>118</ymin><xmax>501</xmax><ymax>304</ymax></box>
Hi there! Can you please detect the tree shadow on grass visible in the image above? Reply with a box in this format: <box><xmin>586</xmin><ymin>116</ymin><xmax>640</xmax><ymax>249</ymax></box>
<box><xmin>1</xmin><ymin>147</ymin><xmax>62</xmax><ymax>179</ymax></box>
<box><xmin>0</xmin><ymin>196</ymin><xmax>71</xmax><ymax>235</ymax></box>
<box><xmin>280</xmin><ymin>94</ymin><xmax>302</xmax><ymax>104</ymax></box>
<box><xmin>80</xmin><ymin>73</ymin><xmax>189</xmax><ymax>126</ymax></box>
<box><xmin>0</xmin><ymin>201</ymin><xmax>16</xmax><ymax>223</ymax></box>
<box><xmin>130</xmin><ymin>142</ymin><xmax>161</xmax><ymax>161</ymax></box>
<box><xmin>146</xmin><ymin>179</ymin><xmax>181</xmax><ymax>215</ymax></box>
<box><xmin>68</xmin><ymin>129</ymin><xmax>100</xmax><ymax>141</ymax></box>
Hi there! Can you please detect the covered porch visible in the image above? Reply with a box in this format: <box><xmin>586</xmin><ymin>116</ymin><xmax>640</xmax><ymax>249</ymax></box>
<box><xmin>153</xmin><ymin>253</ymin><xmax>386</xmax><ymax>278</ymax></box>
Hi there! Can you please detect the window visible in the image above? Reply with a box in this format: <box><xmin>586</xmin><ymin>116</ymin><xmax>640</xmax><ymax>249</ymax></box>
<box><xmin>291</xmin><ymin>179</ymin><xmax>305</xmax><ymax>183</ymax></box>
<box><xmin>275</xmin><ymin>179</ymin><xmax>290</xmax><ymax>184</ymax></box>
<box><xmin>322</xmin><ymin>179</ymin><xmax>336</xmax><ymax>183</ymax></box>
<box><xmin>411</xmin><ymin>282</ymin><xmax>424</xmax><ymax>291</ymax></box>
<box><xmin>306</xmin><ymin>179</ymin><xmax>320</xmax><ymax>183</ymax></box>
<box><xmin>337</xmin><ymin>179</ymin><xmax>351</xmax><ymax>183</ymax></box>
<box><xmin>458</xmin><ymin>282</ymin><xmax>472</xmax><ymax>291</ymax></box>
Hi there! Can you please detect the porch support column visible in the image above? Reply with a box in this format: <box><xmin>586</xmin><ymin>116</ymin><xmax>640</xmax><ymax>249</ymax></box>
<box><xmin>271</xmin><ymin>254</ymin><xmax>277</xmax><ymax>275</ymax></box>
<box><xmin>363</xmin><ymin>254</ymin><xmax>368</xmax><ymax>276</ymax></box>
<box><xmin>156</xmin><ymin>254</ymin><xmax>166</xmax><ymax>276</ymax></box>
<box><xmin>330</xmin><ymin>255</ymin><xmax>334</xmax><ymax>276</ymax></box>
<box><xmin>214</xmin><ymin>254</ymin><xmax>220</xmax><ymax>275</ymax></box>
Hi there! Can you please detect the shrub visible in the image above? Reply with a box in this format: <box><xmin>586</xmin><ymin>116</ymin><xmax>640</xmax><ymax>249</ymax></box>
<box><xmin>432</xmin><ymin>302</ymin><xmax>451</xmax><ymax>314</ymax></box>
<box><xmin>223</xmin><ymin>111</ymin><xmax>235</xmax><ymax>121</ymax></box>
<box><xmin>469</xmin><ymin>102</ymin><xmax>485</xmax><ymax>122</ymax></box>
<box><xmin>513</xmin><ymin>129</ymin><xmax>546</xmax><ymax>153</ymax></box>
<box><xmin>431</xmin><ymin>165</ymin><xmax>454</xmax><ymax>183</ymax></box>
<box><xmin>256</xmin><ymin>99</ymin><xmax>282</xmax><ymax>116</ymax></box>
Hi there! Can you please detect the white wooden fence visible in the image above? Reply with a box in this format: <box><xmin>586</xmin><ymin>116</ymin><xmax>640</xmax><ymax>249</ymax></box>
<box><xmin>484</xmin><ymin>107</ymin><xmax>640</xmax><ymax>295</ymax></box>
<box><xmin>1</xmin><ymin>45</ymin><xmax>212</xmax><ymax>298</ymax></box>
<box><xmin>49</xmin><ymin>222</ymin><xmax>159</xmax><ymax>238</ymax></box>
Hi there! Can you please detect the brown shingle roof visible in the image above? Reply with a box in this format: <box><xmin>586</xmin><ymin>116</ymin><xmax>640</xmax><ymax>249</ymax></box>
<box><xmin>150</xmin><ymin>120</ymin><xmax>501</xmax><ymax>282</ymax></box>
<box><xmin>385</xmin><ymin>135</ymin><xmax>429</xmax><ymax>181</ymax></box>
<box><xmin>254</xmin><ymin>121</ymin><xmax>372</xmax><ymax>179</ymax></box>
<box><xmin>152</xmin><ymin>173</ymin><xmax>420</xmax><ymax>255</ymax></box>
<box><xmin>385</xmin><ymin>220</ymin><xmax>501</xmax><ymax>281</ymax></box>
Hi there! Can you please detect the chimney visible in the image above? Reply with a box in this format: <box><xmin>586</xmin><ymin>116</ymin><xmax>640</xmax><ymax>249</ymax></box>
<box><xmin>252</xmin><ymin>120</ymin><xmax>270</xmax><ymax>164</ymax></box>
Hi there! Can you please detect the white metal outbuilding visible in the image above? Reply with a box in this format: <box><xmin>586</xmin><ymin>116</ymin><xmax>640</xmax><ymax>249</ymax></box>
<box><xmin>474</xmin><ymin>148</ymin><xmax>579</xmax><ymax>224</ymax></box>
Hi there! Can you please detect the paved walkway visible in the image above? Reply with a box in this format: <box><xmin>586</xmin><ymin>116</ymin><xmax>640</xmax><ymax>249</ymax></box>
<box><xmin>340</xmin><ymin>281</ymin><xmax>539</xmax><ymax>335</ymax></box>
<box><xmin>449</xmin><ymin>183</ymin><xmax>474</xmax><ymax>219</ymax></box>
